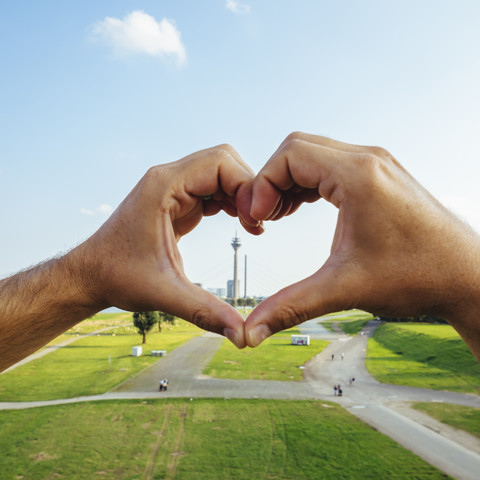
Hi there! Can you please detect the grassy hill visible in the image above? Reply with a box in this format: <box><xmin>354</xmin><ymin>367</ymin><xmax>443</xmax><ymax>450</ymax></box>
<box><xmin>366</xmin><ymin>323</ymin><xmax>480</xmax><ymax>393</ymax></box>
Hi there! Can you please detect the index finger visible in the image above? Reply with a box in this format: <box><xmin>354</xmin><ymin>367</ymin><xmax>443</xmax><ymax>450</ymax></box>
<box><xmin>171</xmin><ymin>144</ymin><xmax>263</xmax><ymax>233</ymax></box>
<box><xmin>251</xmin><ymin>136</ymin><xmax>351</xmax><ymax>221</ymax></box>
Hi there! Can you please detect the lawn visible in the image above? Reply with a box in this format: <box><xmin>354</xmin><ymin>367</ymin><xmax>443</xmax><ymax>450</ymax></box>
<box><xmin>412</xmin><ymin>402</ymin><xmax>480</xmax><ymax>440</ymax></box>
<box><xmin>204</xmin><ymin>329</ymin><xmax>328</xmax><ymax>381</ymax></box>
<box><xmin>0</xmin><ymin>319</ymin><xmax>203</xmax><ymax>401</ymax></box>
<box><xmin>0</xmin><ymin>399</ymin><xmax>450</xmax><ymax>480</ymax></box>
<box><xmin>366</xmin><ymin>323</ymin><xmax>480</xmax><ymax>393</ymax></box>
<box><xmin>65</xmin><ymin>312</ymin><xmax>133</xmax><ymax>334</ymax></box>
<box><xmin>40</xmin><ymin>312</ymin><xmax>133</xmax><ymax>347</ymax></box>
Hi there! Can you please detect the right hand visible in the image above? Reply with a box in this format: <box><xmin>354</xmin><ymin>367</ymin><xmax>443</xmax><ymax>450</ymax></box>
<box><xmin>244</xmin><ymin>132</ymin><xmax>480</xmax><ymax>359</ymax></box>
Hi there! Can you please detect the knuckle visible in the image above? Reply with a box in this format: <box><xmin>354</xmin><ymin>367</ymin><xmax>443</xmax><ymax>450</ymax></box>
<box><xmin>350</xmin><ymin>151</ymin><xmax>397</xmax><ymax>193</ymax></box>
<box><xmin>143</xmin><ymin>165</ymin><xmax>168</xmax><ymax>190</ymax></box>
<box><xmin>282</xmin><ymin>137</ymin><xmax>305</xmax><ymax>156</ymax></box>
<box><xmin>368</xmin><ymin>145</ymin><xmax>392</xmax><ymax>160</ymax></box>
<box><xmin>284</xmin><ymin>131</ymin><xmax>305</xmax><ymax>143</ymax></box>
<box><xmin>145</xmin><ymin>165</ymin><xmax>162</xmax><ymax>180</ymax></box>
<box><xmin>215</xmin><ymin>143</ymin><xmax>236</xmax><ymax>158</ymax></box>
<box><xmin>353</xmin><ymin>152</ymin><xmax>385</xmax><ymax>175</ymax></box>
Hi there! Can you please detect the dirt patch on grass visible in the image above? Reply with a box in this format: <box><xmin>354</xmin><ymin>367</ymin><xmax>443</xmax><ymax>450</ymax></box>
<box><xmin>31</xmin><ymin>451</ymin><xmax>57</xmax><ymax>462</ymax></box>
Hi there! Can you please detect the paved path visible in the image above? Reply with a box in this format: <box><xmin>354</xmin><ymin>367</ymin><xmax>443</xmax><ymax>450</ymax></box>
<box><xmin>1</xmin><ymin>316</ymin><xmax>480</xmax><ymax>478</ymax></box>
<box><xmin>112</xmin><ymin>332</ymin><xmax>317</xmax><ymax>399</ymax></box>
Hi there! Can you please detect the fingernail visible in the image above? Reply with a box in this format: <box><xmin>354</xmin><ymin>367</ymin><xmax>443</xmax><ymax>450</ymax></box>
<box><xmin>224</xmin><ymin>328</ymin><xmax>241</xmax><ymax>348</ymax></box>
<box><xmin>248</xmin><ymin>325</ymin><xmax>271</xmax><ymax>347</ymax></box>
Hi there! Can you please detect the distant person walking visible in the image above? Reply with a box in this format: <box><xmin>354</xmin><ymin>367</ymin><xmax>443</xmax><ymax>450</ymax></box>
<box><xmin>331</xmin><ymin>354</ymin><xmax>335</xmax><ymax>361</ymax></box>
<box><xmin>159</xmin><ymin>379</ymin><xmax>169</xmax><ymax>392</ymax></box>
<box><xmin>341</xmin><ymin>352</ymin><xmax>344</xmax><ymax>360</ymax></box>
<box><xmin>334</xmin><ymin>384</ymin><xmax>338</xmax><ymax>396</ymax></box>
<box><xmin>337</xmin><ymin>385</ymin><xmax>343</xmax><ymax>396</ymax></box>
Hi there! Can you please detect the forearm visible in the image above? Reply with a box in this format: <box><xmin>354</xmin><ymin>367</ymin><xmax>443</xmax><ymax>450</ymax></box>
<box><xmin>0</xmin><ymin>250</ymin><xmax>103</xmax><ymax>372</ymax></box>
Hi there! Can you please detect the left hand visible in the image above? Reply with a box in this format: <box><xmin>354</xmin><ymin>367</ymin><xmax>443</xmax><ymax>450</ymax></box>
<box><xmin>71</xmin><ymin>144</ymin><xmax>263</xmax><ymax>348</ymax></box>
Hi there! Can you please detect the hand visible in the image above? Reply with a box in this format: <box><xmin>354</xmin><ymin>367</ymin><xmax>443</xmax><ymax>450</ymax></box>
<box><xmin>244</xmin><ymin>133</ymin><xmax>480</xmax><ymax>360</ymax></box>
<box><xmin>71</xmin><ymin>145</ymin><xmax>263</xmax><ymax>348</ymax></box>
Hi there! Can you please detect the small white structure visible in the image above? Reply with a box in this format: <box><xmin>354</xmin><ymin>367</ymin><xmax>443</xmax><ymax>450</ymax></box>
<box><xmin>132</xmin><ymin>346</ymin><xmax>143</xmax><ymax>357</ymax></box>
<box><xmin>151</xmin><ymin>350</ymin><xmax>167</xmax><ymax>357</ymax></box>
<box><xmin>291</xmin><ymin>335</ymin><xmax>310</xmax><ymax>346</ymax></box>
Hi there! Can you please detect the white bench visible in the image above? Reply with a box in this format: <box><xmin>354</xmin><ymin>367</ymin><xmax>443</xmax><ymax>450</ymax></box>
<box><xmin>151</xmin><ymin>350</ymin><xmax>167</xmax><ymax>357</ymax></box>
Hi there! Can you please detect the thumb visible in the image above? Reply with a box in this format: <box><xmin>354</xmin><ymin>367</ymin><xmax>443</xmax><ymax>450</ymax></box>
<box><xmin>162</xmin><ymin>281</ymin><xmax>247</xmax><ymax>348</ymax></box>
<box><xmin>244</xmin><ymin>263</ymin><xmax>349</xmax><ymax>347</ymax></box>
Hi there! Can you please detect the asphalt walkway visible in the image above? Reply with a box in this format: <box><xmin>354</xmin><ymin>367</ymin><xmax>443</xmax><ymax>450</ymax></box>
<box><xmin>112</xmin><ymin>331</ymin><xmax>317</xmax><ymax>399</ymax></box>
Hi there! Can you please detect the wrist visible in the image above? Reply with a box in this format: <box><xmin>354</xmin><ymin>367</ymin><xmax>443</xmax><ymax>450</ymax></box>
<box><xmin>439</xmin><ymin>224</ymin><xmax>480</xmax><ymax>361</ymax></box>
<box><xmin>60</xmin><ymin>243</ymin><xmax>110</xmax><ymax>315</ymax></box>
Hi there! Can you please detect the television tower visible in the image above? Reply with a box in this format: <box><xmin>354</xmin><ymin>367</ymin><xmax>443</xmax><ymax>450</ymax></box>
<box><xmin>231</xmin><ymin>233</ymin><xmax>241</xmax><ymax>300</ymax></box>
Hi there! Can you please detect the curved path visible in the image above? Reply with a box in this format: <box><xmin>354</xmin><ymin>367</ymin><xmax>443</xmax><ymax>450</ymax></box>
<box><xmin>1</xmin><ymin>317</ymin><xmax>480</xmax><ymax>478</ymax></box>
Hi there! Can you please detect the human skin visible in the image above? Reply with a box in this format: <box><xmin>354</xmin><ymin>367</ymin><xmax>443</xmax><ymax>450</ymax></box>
<box><xmin>243</xmin><ymin>133</ymin><xmax>480</xmax><ymax>362</ymax></box>
<box><xmin>0</xmin><ymin>145</ymin><xmax>263</xmax><ymax>372</ymax></box>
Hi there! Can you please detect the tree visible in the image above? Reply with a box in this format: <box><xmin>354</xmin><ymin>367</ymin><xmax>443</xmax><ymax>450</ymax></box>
<box><xmin>157</xmin><ymin>311</ymin><xmax>176</xmax><ymax>332</ymax></box>
<box><xmin>133</xmin><ymin>311</ymin><xmax>159</xmax><ymax>344</ymax></box>
<box><xmin>245</xmin><ymin>297</ymin><xmax>257</xmax><ymax>307</ymax></box>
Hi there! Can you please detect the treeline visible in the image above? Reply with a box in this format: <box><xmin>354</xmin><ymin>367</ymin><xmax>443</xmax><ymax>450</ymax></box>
<box><xmin>224</xmin><ymin>297</ymin><xmax>258</xmax><ymax>307</ymax></box>
<box><xmin>376</xmin><ymin>314</ymin><xmax>447</xmax><ymax>324</ymax></box>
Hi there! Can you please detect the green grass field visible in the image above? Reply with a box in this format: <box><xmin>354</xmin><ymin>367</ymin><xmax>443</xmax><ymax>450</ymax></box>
<box><xmin>0</xmin><ymin>318</ymin><xmax>202</xmax><ymax>401</ymax></box>
<box><xmin>204</xmin><ymin>330</ymin><xmax>328</xmax><ymax>381</ymax></box>
<box><xmin>37</xmin><ymin>312</ymin><xmax>133</xmax><ymax>348</ymax></box>
<box><xmin>412</xmin><ymin>402</ymin><xmax>480</xmax><ymax>439</ymax></box>
<box><xmin>366</xmin><ymin>323</ymin><xmax>480</xmax><ymax>393</ymax></box>
<box><xmin>0</xmin><ymin>399</ymin><xmax>450</xmax><ymax>480</ymax></box>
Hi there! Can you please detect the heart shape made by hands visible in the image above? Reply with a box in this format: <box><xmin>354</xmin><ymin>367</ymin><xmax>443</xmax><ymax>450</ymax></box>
<box><xmin>88</xmin><ymin>133</ymin><xmax>468</xmax><ymax>352</ymax></box>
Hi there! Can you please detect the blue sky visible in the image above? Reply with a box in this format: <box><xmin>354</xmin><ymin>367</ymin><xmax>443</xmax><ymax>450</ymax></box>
<box><xmin>1</xmin><ymin>1</ymin><xmax>480</xmax><ymax>298</ymax></box>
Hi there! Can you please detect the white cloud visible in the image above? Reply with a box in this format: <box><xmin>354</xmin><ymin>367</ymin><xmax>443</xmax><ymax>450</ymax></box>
<box><xmin>97</xmin><ymin>204</ymin><xmax>114</xmax><ymax>215</ymax></box>
<box><xmin>226</xmin><ymin>0</ymin><xmax>251</xmax><ymax>14</ymax></box>
<box><xmin>92</xmin><ymin>10</ymin><xmax>186</xmax><ymax>66</ymax></box>
<box><xmin>80</xmin><ymin>204</ymin><xmax>113</xmax><ymax>217</ymax></box>
<box><xmin>80</xmin><ymin>208</ymin><xmax>95</xmax><ymax>216</ymax></box>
